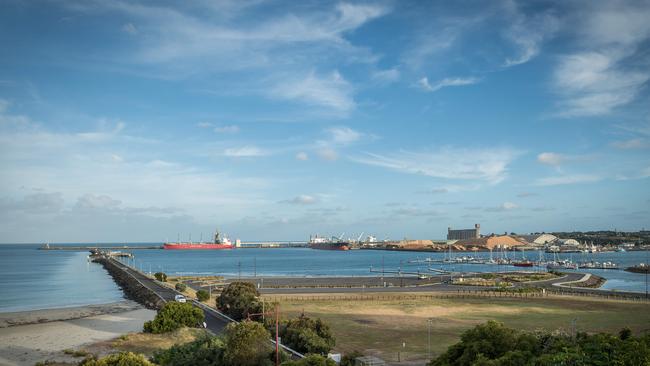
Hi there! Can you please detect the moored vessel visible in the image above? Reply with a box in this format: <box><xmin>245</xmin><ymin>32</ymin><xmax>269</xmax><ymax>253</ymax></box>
<box><xmin>164</xmin><ymin>230</ymin><xmax>233</xmax><ymax>250</ymax></box>
<box><xmin>309</xmin><ymin>234</ymin><xmax>350</xmax><ymax>251</ymax></box>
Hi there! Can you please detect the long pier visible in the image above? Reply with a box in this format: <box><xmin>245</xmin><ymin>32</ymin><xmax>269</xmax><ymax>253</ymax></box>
<box><xmin>39</xmin><ymin>241</ymin><xmax>309</xmax><ymax>250</ymax></box>
<box><xmin>39</xmin><ymin>245</ymin><xmax>163</xmax><ymax>250</ymax></box>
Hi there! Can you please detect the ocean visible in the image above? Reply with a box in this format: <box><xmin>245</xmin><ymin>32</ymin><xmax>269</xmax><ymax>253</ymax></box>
<box><xmin>1</xmin><ymin>244</ymin><xmax>648</xmax><ymax>313</ymax></box>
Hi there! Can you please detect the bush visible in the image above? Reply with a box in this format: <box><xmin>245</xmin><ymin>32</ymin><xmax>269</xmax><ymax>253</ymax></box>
<box><xmin>223</xmin><ymin>320</ymin><xmax>274</xmax><ymax>366</ymax></box>
<box><xmin>143</xmin><ymin>302</ymin><xmax>204</xmax><ymax>334</ymax></box>
<box><xmin>340</xmin><ymin>351</ymin><xmax>363</xmax><ymax>366</ymax></box>
<box><xmin>153</xmin><ymin>335</ymin><xmax>225</xmax><ymax>366</ymax></box>
<box><xmin>79</xmin><ymin>352</ymin><xmax>154</xmax><ymax>366</ymax></box>
<box><xmin>196</xmin><ymin>289</ymin><xmax>210</xmax><ymax>302</ymax></box>
<box><xmin>154</xmin><ymin>272</ymin><xmax>167</xmax><ymax>282</ymax></box>
<box><xmin>428</xmin><ymin>321</ymin><xmax>650</xmax><ymax>366</ymax></box>
<box><xmin>279</xmin><ymin>315</ymin><xmax>335</xmax><ymax>355</ymax></box>
<box><xmin>281</xmin><ymin>354</ymin><xmax>337</xmax><ymax>366</ymax></box>
<box><xmin>218</xmin><ymin>282</ymin><xmax>262</xmax><ymax>320</ymax></box>
<box><xmin>175</xmin><ymin>282</ymin><xmax>187</xmax><ymax>292</ymax></box>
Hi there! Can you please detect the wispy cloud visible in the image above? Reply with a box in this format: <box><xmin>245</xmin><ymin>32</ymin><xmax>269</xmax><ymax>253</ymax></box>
<box><xmin>326</xmin><ymin>126</ymin><xmax>362</xmax><ymax>145</ymax></box>
<box><xmin>552</xmin><ymin>2</ymin><xmax>650</xmax><ymax>117</ymax></box>
<box><xmin>484</xmin><ymin>202</ymin><xmax>518</xmax><ymax>212</ymax></box>
<box><xmin>280</xmin><ymin>194</ymin><xmax>318</xmax><ymax>205</ymax></box>
<box><xmin>535</xmin><ymin>174</ymin><xmax>602</xmax><ymax>186</ymax></box>
<box><xmin>610</xmin><ymin>138</ymin><xmax>650</xmax><ymax>149</ymax></box>
<box><xmin>214</xmin><ymin>125</ymin><xmax>240</xmax><ymax>134</ymax></box>
<box><xmin>501</xmin><ymin>1</ymin><xmax>559</xmax><ymax>67</ymax></box>
<box><xmin>295</xmin><ymin>152</ymin><xmax>309</xmax><ymax>161</ymax></box>
<box><xmin>537</xmin><ymin>152</ymin><xmax>565</xmax><ymax>166</ymax></box>
<box><xmin>270</xmin><ymin>71</ymin><xmax>355</xmax><ymax>115</ymax></box>
<box><xmin>417</xmin><ymin>77</ymin><xmax>479</xmax><ymax>92</ymax></box>
<box><xmin>353</xmin><ymin>147</ymin><xmax>520</xmax><ymax>184</ymax></box>
<box><xmin>223</xmin><ymin>146</ymin><xmax>267</xmax><ymax>157</ymax></box>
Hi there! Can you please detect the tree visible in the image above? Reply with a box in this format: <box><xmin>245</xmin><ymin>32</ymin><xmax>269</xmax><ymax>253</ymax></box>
<box><xmin>175</xmin><ymin>282</ymin><xmax>187</xmax><ymax>292</ymax></box>
<box><xmin>153</xmin><ymin>335</ymin><xmax>225</xmax><ymax>366</ymax></box>
<box><xmin>218</xmin><ymin>282</ymin><xmax>262</xmax><ymax>320</ymax></box>
<box><xmin>222</xmin><ymin>320</ymin><xmax>274</xmax><ymax>366</ymax></box>
<box><xmin>281</xmin><ymin>354</ymin><xmax>337</xmax><ymax>366</ymax></box>
<box><xmin>79</xmin><ymin>352</ymin><xmax>154</xmax><ymax>366</ymax></box>
<box><xmin>196</xmin><ymin>289</ymin><xmax>210</xmax><ymax>302</ymax></box>
<box><xmin>279</xmin><ymin>315</ymin><xmax>336</xmax><ymax>355</ymax></box>
<box><xmin>154</xmin><ymin>272</ymin><xmax>167</xmax><ymax>282</ymax></box>
<box><xmin>143</xmin><ymin>301</ymin><xmax>204</xmax><ymax>334</ymax></box>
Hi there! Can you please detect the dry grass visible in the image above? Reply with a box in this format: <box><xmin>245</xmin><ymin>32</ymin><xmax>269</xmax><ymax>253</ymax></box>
<box><xmin>266</xmin><ymin>292</ymin><xmax>650</xmax><ymax>363</ymax></box>
<box><xmin>110</xmin><ymin>327</ymin><xmax>209</xmax><ymax>356</ymax></box>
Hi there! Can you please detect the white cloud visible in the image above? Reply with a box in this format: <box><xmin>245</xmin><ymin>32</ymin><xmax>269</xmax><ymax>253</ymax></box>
<box><xmin>213</xmin><ymin>125</ymin><xmax>240</xmax><ymax>133</ymax></box>
<box><xmin>75</xmin><ymin>193</ymin><xmax>122</xmax><ymax>210</ymax></box>
<box><xmin>327</xmin><ymin>126</ymin><xmax>362</xmax><ymax>145</ymax></box>
<box><xmin>197</xmin><ymin>122</ymin><xmax>213</xmax><ymax>128</ymax></box>
<box><xmin>553</xmin><ymin>51</ymin><xmax>650</xmax><ymax>117</ymax></box>
<box><xmin>535</xmin><ymin>174</ymin><xmax>602</xmax><ymax>186</ymax></box>
<box><xmin>502</xmin><ymin>1</ymin><xmax>559</xmax><ymax>67</ymax></box>
<box><xmin>372</xmin><ymin>68</ymin><xmax>400</xmax><ymax>83</ymax></box>
<box><xmin>280</xmin><ymin>194</ymin><xmax>318</xmax><ymax>205</ymax></box>
<box><xmin>417</xmin><ymin>77</ymin><xmax>479</xmax><ymax>92</ymax></box>
<box><xmin>552</xmin><ymin>3</ymin><xmax>650</xmax><ymax>117</ymax></box>
<box><xmin>223</xmin><ymin>146</ymin><xmax>267</xmax><ymax>157</ymax></box>
<box><xmin>317</xmin><ymin>148</ymin><xmax>338</xmax><ymax>161</ymax></box>
<box><xmin>0</xmin><ymin>99</ymin><xmax>9</xmax><ymax>113</ymax></box>
<box><xmin>122</xmin><ymin>22</ymin><xmax>138</xmax><ymax>35</ymax></box>
<box><xmin>485</xmin><ymin>201</ymin><xmax>518</xmax><ymax>212</ymax></box>
<box><xmin>296</xmin><ymin>152</ymin><xmax>309</xmax><ymax>161</ymax></box>
<box><xmin>611</xmin><ymin>138</ymin><xmax>650</xmax><ymax>149</ymax></box>
<box><xmin>270</xmin><ymin>71</ymin><xmax>355</xmax><ymax>115</ymax></box>
<box><xmin>537</xmin><ymin>152</ymin><xmax>565</xmax><ymax>166</ymax></box>
<box><xmin>353</xmin><ymin>147</ymin><xmax>520</xmax><ymax>184</ymax></box>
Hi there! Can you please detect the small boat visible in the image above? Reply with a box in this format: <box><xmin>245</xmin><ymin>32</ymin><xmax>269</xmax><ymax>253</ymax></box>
<box><xmin>513</xmin><ymin>260</ymin><xmax>534</xmax><ymax>267</ymax></box>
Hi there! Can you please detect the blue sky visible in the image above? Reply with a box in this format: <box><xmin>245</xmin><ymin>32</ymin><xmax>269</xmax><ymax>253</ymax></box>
<box><xmin>1</xmin><ymin>0</ymin><xmax>649</xmax><ymax>243</ymax></box>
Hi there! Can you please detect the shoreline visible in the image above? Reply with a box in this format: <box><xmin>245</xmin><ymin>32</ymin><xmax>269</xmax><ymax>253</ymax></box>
<box><xmin>0</xmin><ymin>301</ymin><xmax>155</xmax><ymax>366</ymax></box>
<box><xmin>0</xmin><ymin>300</ymin><xmax>141</xmax><ymax>328</ymax></box>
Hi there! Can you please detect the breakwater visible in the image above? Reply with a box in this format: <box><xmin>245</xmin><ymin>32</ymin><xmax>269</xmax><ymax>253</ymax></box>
<box><xmin>92</xmin><ymin>257</ymin><xmax>165</xmax><ymax>310</ymax></box>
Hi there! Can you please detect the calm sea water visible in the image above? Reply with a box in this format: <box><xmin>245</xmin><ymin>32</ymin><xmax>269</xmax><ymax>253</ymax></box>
<box><xmin>1</xmin><ymin>244</ymin><xmax>648</xmax><ymax>313</ymax></box>
<box><xmin>0</xmin><ymin>244</ymin><xmax>124</xmax><ymax>312</ymax></box>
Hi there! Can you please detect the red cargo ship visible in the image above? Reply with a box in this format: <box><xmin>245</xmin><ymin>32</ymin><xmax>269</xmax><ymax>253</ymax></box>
<box><xmin>164</xmin><ymin>230</ymin><xmax>234</xmax><ymax>250</ymax></box>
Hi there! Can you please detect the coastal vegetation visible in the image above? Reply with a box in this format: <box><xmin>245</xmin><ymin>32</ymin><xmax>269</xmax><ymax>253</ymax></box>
<box><xmin>278</xmin><ymin>315</ymin><xmax>336</xmax><ymax>355</ymax></box>
<box><xmin>196</xmin><ymin>289</ymin><xmax>210</xmax><ymax>302</ymax></box>
<box><xmin>143</xmin><ymin>302</ymin><xmax>204</xmax><ymax>334</ymax></box>
<box><xmin>217</xmin><ymin>282</ymin><xmax>263</xmax><ymax>320</ymax></box>
<box><xmin>428</xmin><ymin>321</ymin><xmax>650</xmax><ymax>365</ymax></box>
<box><xmin>154</xmin><ymin>272</ymin><xmax>167</xmax><ymax>282</ymax></box>
<box><xmin>174</xmin><ymin>283</ymin><xmax>186</xmax><ymax>292</ymax></box>
<box><xmin>79</xmin><ymin>352</ymin><xmax>154</xmax><ymax>366</ymax></box>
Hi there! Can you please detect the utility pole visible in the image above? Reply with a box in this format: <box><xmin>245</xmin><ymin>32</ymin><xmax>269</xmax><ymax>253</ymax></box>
<box><xmin>275</xmin><ymin>305</ymin><xmax>279</xmax><ymax>366</ymax></box>
<box><xmin>427</xmin><ymin>318</ymin><xmax>432</xmax><ymax>360</ymax></box>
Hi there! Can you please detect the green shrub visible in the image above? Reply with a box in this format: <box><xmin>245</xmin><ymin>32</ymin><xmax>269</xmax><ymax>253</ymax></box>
<box><xmin>196</xmin><ymin>289</ymin><xmax>210</xmax><ymax>302</ymax></box>
<box><xmin>279</xmin><ymin>315</ymin><xmax>335</xmax><ymax>355</ymax></box>
<box><xmin>79</xmin><ymin>352</ymin><xmax>154</xmax><ymax>366</ymax></box>
<box><xmin>143</xmin><ymin>302</ymin><xmax>204</xmax><ymax>334</ymax></box>
<box><xmin>218</xmin><ymin>282</ymin><xmax>263</xmax><ymax>320</ymax></box>
<box><xmin>340</xmin><ymin>351</ymin><xmax>363</xmax><ymax>366</ymax></box>
<box><xmin>223</xmin><ymin>321</ymin><xmax>274</xmax><ymax>366</ymax></box>
<box><xmin>175</xmin><ymin>282</ymin><xmax>187</xmax><ymax>292</ymax></box>
<box><xmin>281</xmin><ymin>354</ymin><xmax>337</xmax><ymax>366</ymax></box>
<box><xmin>153</xmin><ymin>335</ymin><xmax>225</xmax><ymax>366</ymax></box>
<box><xmin>428</xmin><ymin>321</ymin><xmax>650</xmax><ymax>366</ymax></box>
<box><xmin>154</xmin><ymin>272</ymin><xmax>167</xmax><ymax>282</ymax></box>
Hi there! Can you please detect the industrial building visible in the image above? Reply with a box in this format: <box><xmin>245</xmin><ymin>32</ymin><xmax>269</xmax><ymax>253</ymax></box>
<box><xmin>447</xmin><ymin>224</ymin><xmax>480</xmax><ymax>240</ymax></box>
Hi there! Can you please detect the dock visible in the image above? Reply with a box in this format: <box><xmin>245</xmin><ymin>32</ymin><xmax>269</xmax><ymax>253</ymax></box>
<box><xmin>39</xmin><ymin>245</ymin><xmax>162</xmax><ymax>250</ymax></box>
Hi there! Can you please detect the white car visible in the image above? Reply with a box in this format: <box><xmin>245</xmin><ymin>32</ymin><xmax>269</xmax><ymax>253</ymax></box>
<box><xmin>174</xmin><ymin>294</ymin><xmax>187</xmax><ymax>303</ymax></box>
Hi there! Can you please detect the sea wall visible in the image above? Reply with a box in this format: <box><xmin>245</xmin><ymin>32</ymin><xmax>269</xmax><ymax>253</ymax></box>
<box><xmin>93</xmin><ymin>257</ymin><xmax>165</xmax><ymax>310</ymax></box>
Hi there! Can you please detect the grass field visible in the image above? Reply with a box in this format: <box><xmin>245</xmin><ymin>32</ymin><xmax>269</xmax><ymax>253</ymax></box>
<box><xmin>267</xmin><ymin>293</ymin><xmax>650</xmax><ymax>363</ymax></box>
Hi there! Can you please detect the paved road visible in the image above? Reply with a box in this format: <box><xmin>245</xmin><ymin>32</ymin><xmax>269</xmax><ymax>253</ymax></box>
<box><xmin>110</xmin><ymin>259</ymin><xmax>231</xmax><ymax>334</ymax></box>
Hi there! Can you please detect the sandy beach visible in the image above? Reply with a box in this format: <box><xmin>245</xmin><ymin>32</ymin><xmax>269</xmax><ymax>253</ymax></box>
<box><xmin>0</xmin><ymin>301</ymin><xmax>155</xmax><ymax>366</ymax></box>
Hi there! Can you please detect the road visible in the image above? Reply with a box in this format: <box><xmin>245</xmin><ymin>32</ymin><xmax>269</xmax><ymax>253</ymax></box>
<box><xmin>110</xmin><ymin>258</ymin><xmax>231</xmax><ymax>334</ymax></box>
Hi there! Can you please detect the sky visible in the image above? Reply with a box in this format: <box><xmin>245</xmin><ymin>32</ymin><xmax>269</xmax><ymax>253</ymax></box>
<box><xmin>1</xmin><ymin>0</ymin><xmax>649</xmax><ymax>243</ymax></box>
